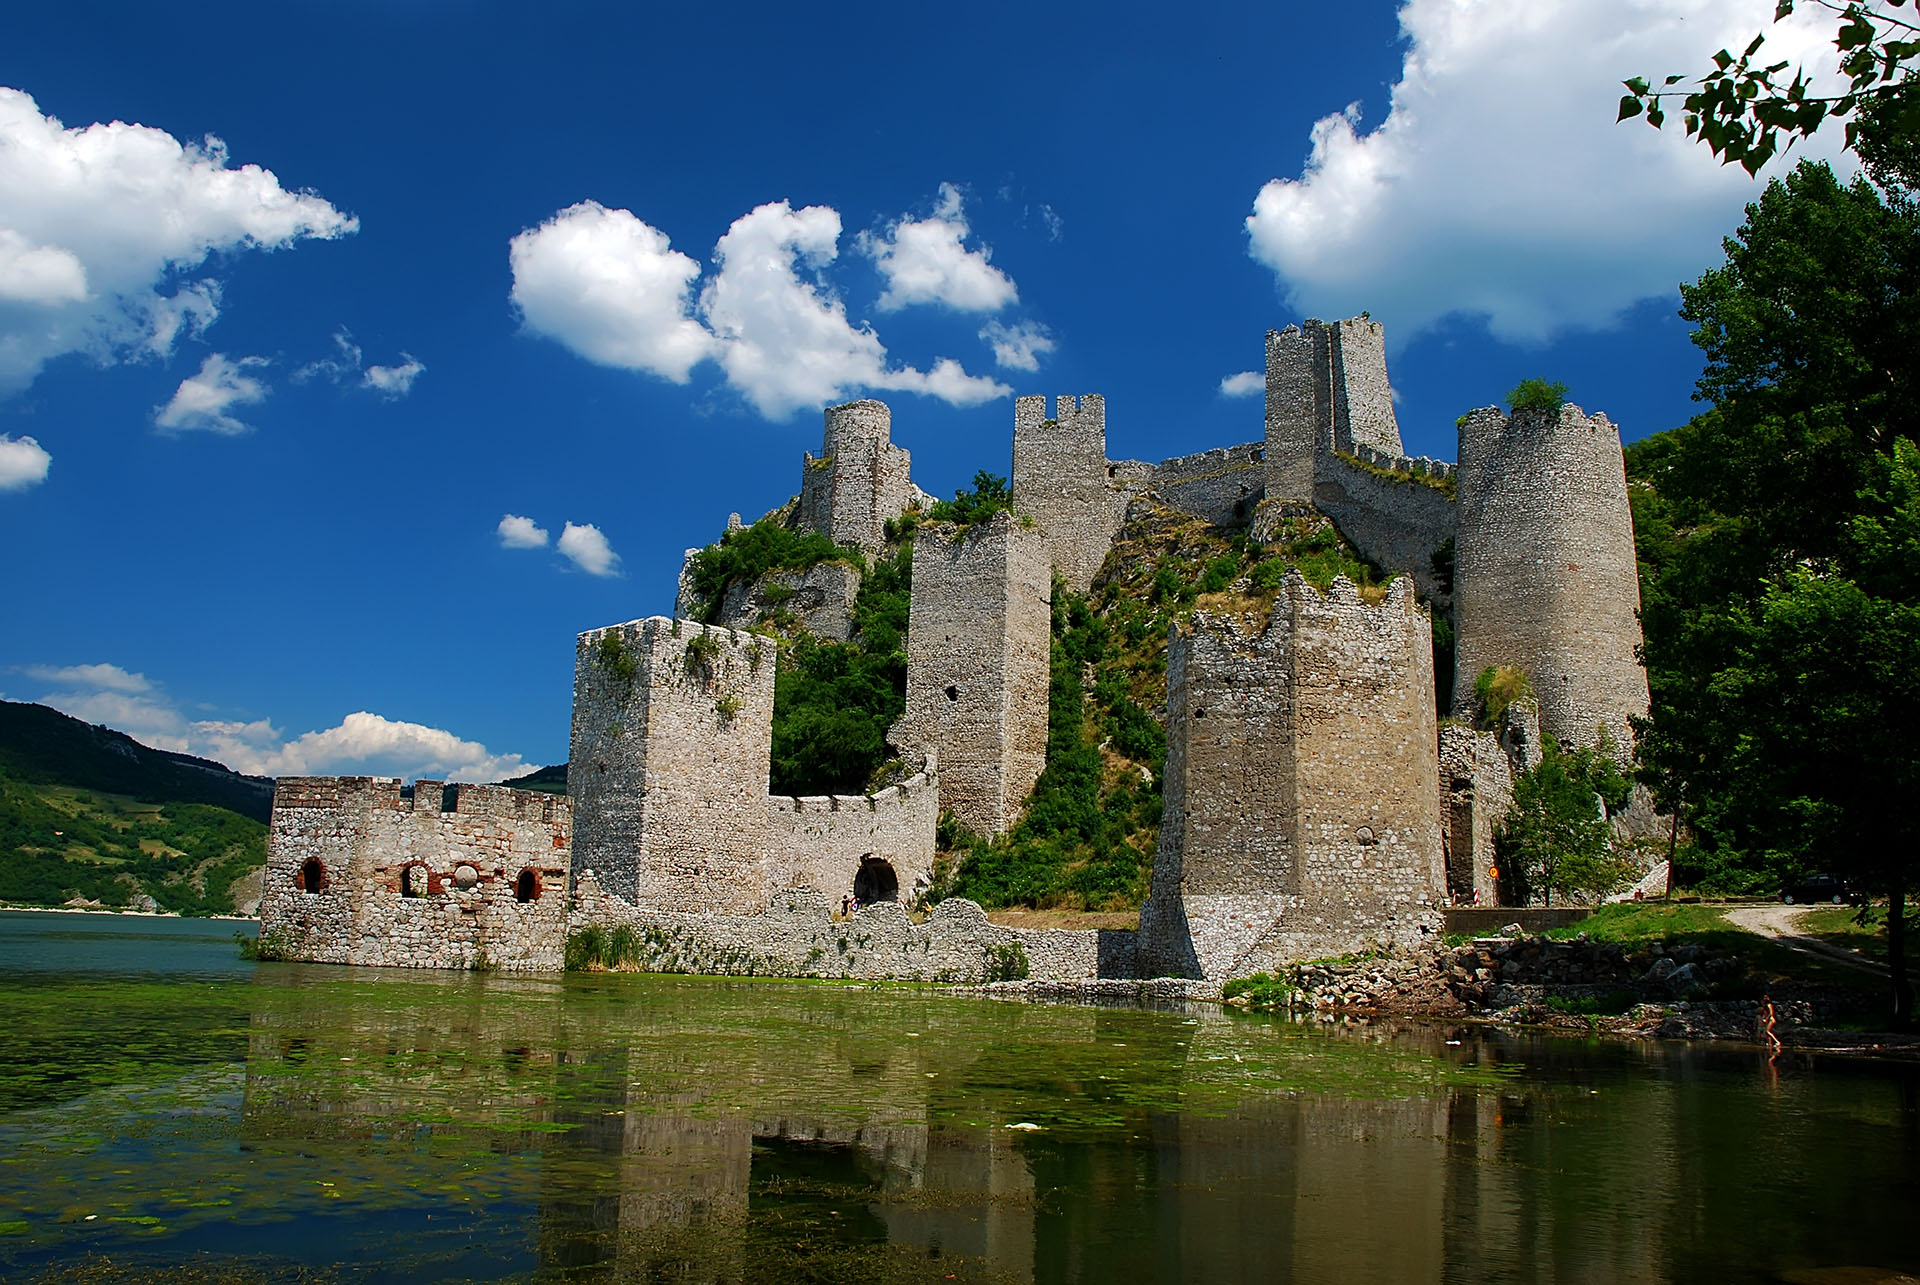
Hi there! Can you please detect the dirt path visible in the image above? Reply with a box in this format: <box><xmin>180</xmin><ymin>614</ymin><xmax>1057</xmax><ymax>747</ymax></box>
<box><xmin>1723</xmin><ymin>903</ymin><xmax>1889</xmax><ymax>977</ymax></box>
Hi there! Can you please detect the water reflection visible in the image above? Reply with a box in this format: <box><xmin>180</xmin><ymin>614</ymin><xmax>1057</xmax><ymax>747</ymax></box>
<box><xmin>0</xmin><ymin>913</ymin><xmax>1915</xmax><ymax>1282</ymax></box>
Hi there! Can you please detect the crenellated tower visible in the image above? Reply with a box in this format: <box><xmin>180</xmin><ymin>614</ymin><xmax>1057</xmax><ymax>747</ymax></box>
<box><xmin>1010</xmin><ymin>393</ymin><xmax>1125</xmax><ymax>593</ymax></box>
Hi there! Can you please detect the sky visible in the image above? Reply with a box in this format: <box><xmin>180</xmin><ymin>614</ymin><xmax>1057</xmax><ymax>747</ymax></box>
<box><xmin>0</xmin><ymin>0</ymin><xmax>1852</xmax><ymax>782</ymax></box>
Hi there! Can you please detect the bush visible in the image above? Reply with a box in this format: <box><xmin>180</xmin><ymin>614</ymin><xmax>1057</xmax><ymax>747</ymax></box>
<box><xmin>983</xmin><ymin>941</ymin><xmax>1030</xmax><ymax>982</ymax></box>
<box><xmin>925</xmin><ymin>471</ymin><xmax>1012</xmax><ymax>527</ymax></box>
<box><xmin>1473</xmin><ymin>664</ymin><xmax>1535</xmax><ymax>727</ymax></box>
<box><xmin>1507</xmin><ymin>378</ymin><xmax>1570</xmax><ymax>415</ymax></box>
<box><xmin>564</xmin><ymin>925</ymin><xmax>608</xmax><ymax>971</ymax></box>
<box><xmin>1222</xmin><ymin>972</ymin><xmax>1295</xmax><ymax>1011</ymax></box>
<box><xmin>685</xmin><ymin>518</ymin><xmax>848</xmax><ymax>623</ymax></box>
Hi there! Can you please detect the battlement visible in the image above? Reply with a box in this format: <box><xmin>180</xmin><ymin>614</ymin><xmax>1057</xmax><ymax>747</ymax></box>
<box><xmin>1011</xmin><ymin>393</ymin><xmax>1122</xmax><ymax>593</ymax></box>
<box><xmin>1138</xmin><ymin>571</ymin><xmax>1443</xmax><ymax>979</ymax></box>
<box><xmin>269</xmin><ymin>776</ymin><xmax>569</xmax><ymax>824</ymax></box>
<box><xmin>764</xmin><ymin>759</ymin><xmax>940</xmax><ymax>904</ymax></box>
<box><xmin>821</xmin><ymin>397</ymin><xmax>892</xmax><ymax>452</ymax></box>
<box><xmin>1264</xmin><ymin>317</ymin><xmax>1407</xmax><ymax>503</ymax></box>
<box><xmin>1348</xmin><ymin>443</ymin><xmax>1456</xmax><ymax>483</ymax></box>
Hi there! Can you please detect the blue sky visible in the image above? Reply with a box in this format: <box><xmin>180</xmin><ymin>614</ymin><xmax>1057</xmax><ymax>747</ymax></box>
<box><xmin>0</xmin><ymin>0</ymin><xmax>1850</xmax><ymax>780</ymax></box>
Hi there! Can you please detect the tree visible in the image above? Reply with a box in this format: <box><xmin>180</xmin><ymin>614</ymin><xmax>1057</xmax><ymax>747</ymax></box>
<box><xmin>1630</xmin><ymin>159</ymin><xmax>1920</xmax><ymax>1023</ymax></box>
<box><xmin>1620</xmin><ymin>2</ymin><xmax>1920</xmax><ymax>173</ymax></box>
<box><xmin>1499</xmin><ymin>738</ymin><xmax>1634</xmax><ymax>907</ymax></box>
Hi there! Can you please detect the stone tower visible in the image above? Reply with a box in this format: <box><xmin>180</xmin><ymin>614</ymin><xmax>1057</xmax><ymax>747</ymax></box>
<box><xmin>569</xmin><ymin>617</ymin><xmax>778</xmax><ymax>912</ymax></box>
<box><xmin>1011</xmin><ymin>393</ymin><xmax>1124</xmax><ymax>594</ymax></box>
<box><xmin>1451</xmin><ymin>404</ymin><xmax>1648</xmax><ymax>751</ymax></box>
<box><xmin>1263</xmin><ymin>317</ymin><xmax>1405</xmax><ymax>502</ymax></box>
<box><xmin>1137</xmin><ymin>574</ymin><xmax>1445</xmax><ymax>980</ymax></box>
<box><xmin>796</xmin><ymin>398</ymin><xmax>917</xmax><ymax>554</ymax></box>
<box><xmin>892</xmin><ymin>510</ymin><xmax>1051</xmax><ymax>838</ymax></box>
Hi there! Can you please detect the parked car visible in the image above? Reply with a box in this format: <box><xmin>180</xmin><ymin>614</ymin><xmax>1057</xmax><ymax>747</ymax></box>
<box><xmin>1782</xmin><ymin>874</ymin><xmax>1848</xmax><ymax>904</ymax></box>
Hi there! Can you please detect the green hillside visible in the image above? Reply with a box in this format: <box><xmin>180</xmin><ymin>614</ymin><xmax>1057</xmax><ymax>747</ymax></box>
<box><xmin>0</xmin><ymin>701</ymin><xmax>269</xmax><ymax>915</ymax></box>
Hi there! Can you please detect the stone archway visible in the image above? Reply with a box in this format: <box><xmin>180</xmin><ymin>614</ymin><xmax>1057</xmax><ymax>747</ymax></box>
<box><xmin>853</xmin><ymin>856</ymin><xmax>899</xmax><ymax>904</ymax></box>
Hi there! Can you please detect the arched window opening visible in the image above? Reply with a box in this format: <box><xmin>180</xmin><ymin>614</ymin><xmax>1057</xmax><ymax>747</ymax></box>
<box><xmin>299</xmin><ymin>857</ymin><xmax>326</xmax><ymax>893</ymax></box>
<box><xmin>516</xmin><ymin>869</ymin><xmax>539</xmax><ymax>903</ymax></box>
<box><xmin>853</xmin><ymin>856</ymin><xmax>900</xmax><ymax>904</ymax></box>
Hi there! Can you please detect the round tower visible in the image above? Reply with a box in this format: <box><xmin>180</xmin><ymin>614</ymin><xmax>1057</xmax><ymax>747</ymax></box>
<box><xmin>821</xmin><ymin>398</ymin><xmax>891</xmax><ymax>457</ymax></box>
<box><xmin>1451</xmin><ymin>404</ymin><xmax>1648</xmax><ymax>752</ymax></box>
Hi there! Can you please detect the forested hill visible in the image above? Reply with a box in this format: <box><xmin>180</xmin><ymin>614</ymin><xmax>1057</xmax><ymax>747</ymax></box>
<box><xmin>0</xmin><ymin>700</ymin><xmax>274</xmax><ymax>823</ymax></box>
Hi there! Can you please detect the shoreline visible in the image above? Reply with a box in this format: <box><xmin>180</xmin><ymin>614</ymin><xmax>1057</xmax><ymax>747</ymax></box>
<box><xmin>0</xmin><ymin>903</ymin><xmax>258</xmax><ymax>923</ymax></box>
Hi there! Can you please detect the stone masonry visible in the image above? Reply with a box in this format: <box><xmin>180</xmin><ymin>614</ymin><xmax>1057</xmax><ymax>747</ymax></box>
<box><xmin>259</xmin><ymin>777</ymin><xmax>573</xmax><ymax>970</ymax></box>
<box><xmin>1137</xmin><ymin>574</ymin><xmax>1446</xmax><ymax>979</ymax></box>
<box><xmin>894</xmin><ymin>510</ymin><xmax>1051</xmax><ymax>839</ymax></box>
<box><xmin>1010</xmin><ymin>394</ymin><xmax>1126</xmax><ymax>594</ymax></box>
<box><xmin>796</xmin><ymin>398</ymin><xmax>918</xmax><ymax>555</ymax></box>
<box><xmin>1452</xmin><ymin>404</ymin><xmax>1649</xmax><ymax>750</ymax></box>
<box><xmin>1439</xmin><ymin>723</ymin><xmax>1513</xmax><ymax>906</ymax></box>
<box><xmin>570</xmin><ymin>617</ymin><xmax>780</xmax><ymax>913</ymax></box>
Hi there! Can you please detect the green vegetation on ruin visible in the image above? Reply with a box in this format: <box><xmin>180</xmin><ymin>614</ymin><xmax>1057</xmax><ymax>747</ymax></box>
<box><xmin>1331</xmin><ymin>448</ymin><xmax>1456</xmax><ymax>498</ymax></box>
<box><xmin>0</xmin><ymin>776</ymin><xmax>264</xmax><ymax>914</ymax></box>
<box><xmin>684</xmin><ymin>514</ymin><xmax>858</xmax><ymax>624</ymax></box>
<box><xmin>1506</xmin><ymin>377</ymin><xmax>1571</xmax><ymax>415</ymax></box>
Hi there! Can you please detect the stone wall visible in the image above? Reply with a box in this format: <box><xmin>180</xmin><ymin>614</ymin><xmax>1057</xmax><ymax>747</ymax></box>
<box><xmin>1010</xmin><ymin>393</ymin><xmax>1126</xmax><ymax>594</ymax></box>
<box><xmin>1313</xmin><ymin>452</ymin><xmax>1457</xmax><ymax>605</ymax></box>
<box><xmin>1138</xmin><ymin>574</ymin><xmax>1446</xmax><ymax>980</ymax></box>
<box><xmin>765</xmin><ymin>762</ymin><xmax>940</xmax><ymax>906</ymax></box>
<box><xmin>570</xmin><ymin>617</ymin><xmax>780</xmax><ymax>912</ymax></box>
<box><xmin>1326</xmin><ymin>317</ymin><xmax>1403</xmax><ymax>456</ymax></box>
<box><xmin>713</xmin><ymin>559</ymin><xmax>862</xmax><ymax>642</ymax></box>
<box><xmin>259</xmin><ymin>777</ymin><xmax>573</xmax><ymax>971</ymax></box>
<box><xmin>1452</xmin><ymin>404</ymin><xmax>1649</xmax><ymax>750</ymax></box>
<box><xmin>574</xmin><ymin>879</ymin><xmax>1101</xmax><ymax>983</ymax></box>
<box><xmin>1132</xmin><ymin>442</ymin><xmax>1267</xmax><ymax>528</ymax></box>
<box><xmin>1439</xmin><ymin>724</ymin><xmax>1512</xmax><ymax>906</ymax></box>
<box><xmin>1264</xmin><ymin>325</ymin><xmax>1325</xmax><ymax>501</ymax></box>
<box><xmin>796</xmin><ymin>399</ymin><xmax>917</xmax><ymax>555</ymax></box>
<box><xmin>894</xmin><ymin>511</ymin><xmax>1051</xmax><ymax>838</ymax></box>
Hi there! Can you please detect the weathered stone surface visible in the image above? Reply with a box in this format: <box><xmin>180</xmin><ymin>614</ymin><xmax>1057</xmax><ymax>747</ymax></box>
<box><xmin>714</xmin><ymin>559</ymin><xmax>862</xmax><ymax>641</ymax></box>
<box><xmin>1012</xmin><ymin>394</ymin><xmax>1126</xmax><ymax>594</ymax></box>
<box><xmin>1439</xmin><ymin>723</ymin><xmax>1512</xmax><ymax>906</ymax></box>
<box><xmin>1137</xmin><ymin>574</ymin><xmax>1446</xmax><ymax>980</ymax></box>
<box><xmin>1452</xmin><ymin>404</ymin><xmax>1649</xmax><ymax>750</ymax></box>
<box><xmin>767</xmin><ymin>762</ymin><xmax>939</xmax><ymax>907</ymax></box>
<box><xmin>796</xmin><ymin>399</ymin><xmax>917</xmax><ymax>555</ymax></box>
<box><xmin>895</xmin><ymin>511</ymin><xmax>1050</xmax><ymax>839</ymax></box>
<box><xmin>259</xmin><ymin>777</ymin><xmax>572</xmax><ymax>971</ymax></box>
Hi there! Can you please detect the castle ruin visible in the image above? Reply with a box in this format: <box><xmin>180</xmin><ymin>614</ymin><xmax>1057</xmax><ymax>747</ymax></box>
<box><xmin>260</xmin><ymin>314</ymin><xmax>1651</xmax><ymax>983</ymax></box>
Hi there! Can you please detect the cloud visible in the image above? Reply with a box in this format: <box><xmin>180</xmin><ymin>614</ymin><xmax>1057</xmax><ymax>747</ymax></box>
<box><xmin>295</xmin><ymin>327</ymin><xmax>425</xmax><ymax>399</ymax></box>
<box><xmin>979</xmin><ymin>320</ymin><xmax>1055</xmax><ymax>372</ymax></box>
<box><xmin>1039</xmin><ymin>204</ymin><xmax>1063</xmax><ymax>242</ymax></box>
<box><xmin>30</xmin><ymin>664</ymin><xmax>529</xmax><ymax>782</ymax></box>
<box><xmin>1218</xmin><ymin>371</ymin><xmax>1264</xmax><ymax>399</ymax></box>
<box><xmin>0</xmin><ymin>86</ymin><xmax>355</xmax><ymax>395</ymax></box>
<box><xmin>22</xmin><ymin>662</ymin><xmax>151</xmax><ymax>692</ymax></box>
<box><xmin>362</xmin><ymin>356</ymin><xmax>424</xmax><ymax>398</ymax></box>
<box><xmin>510</xmin><ymin>197</ymin><xmax>1008</xmax><ymax>420</ymax></box>
<box><xmin>509</xmin><ymin>200</ymin><xmax>716</xmax><ymax>382</ymax></box>
<box><xmin>497</xmin><ymin>513</ymin><xmax>549</xmax><ymax>549</ymax></box>
<box><xmin>858</xmin><ymin>183</ymin><xmax>1018</xmax><ymax>313</ymax></box>
<box><xmin>1244</xmin><ymin>0</ymin><xmax>1849</xmax><ymax>344</ymax></box>
<box><xmin>558</xmin><ymin>521</ymin><xmax>620</xmax><ymax>576</ymax></box>
<box><xmin>154</xmin><ymin>352</ymin><xmax>270</xmax><ymax>434</ymax></box>
<box><xmin>0</xmin><ymin>433</ymin><xmax>50</xmax><ymax>490</ymax></box>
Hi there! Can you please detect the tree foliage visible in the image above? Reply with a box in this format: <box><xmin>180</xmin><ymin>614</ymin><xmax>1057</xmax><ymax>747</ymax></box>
<box><xmin>1630</xmin><ymin>157</ymin><xmax>1920</xmax><ymax>1021</ymax></box>
<box><xmin>1506</xmin><ymin>378</ymin><xmax>1570</xmax><ymax>415</ymax></box>
<box><xmin>685</xmin><ymin>518</ymin><xmax>850</xmax><ymax>624</ymax></box>
<box><xmin>1498</xmin><ymin>737</ymin><xmax>1634</xmax><ymax>908</ymax></box>
<box><xmin>1620</xmin><ymin>1</ymin><xmax>1920</xmax><ymax>174</ymax></box>
<box><xmin>923</xmin><ymin>471</ymin><xmax>1012</xmax><ymax>528</ymax></box>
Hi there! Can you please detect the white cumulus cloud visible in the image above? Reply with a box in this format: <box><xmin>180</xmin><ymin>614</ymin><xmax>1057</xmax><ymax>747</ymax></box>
<box><xmin>497</xmin><ymin>513</ymin><xmax>549</xmax><ymax>549</ymax></box>
<box><xmin>1244</xmin><ymin>0</ymin><xmax>1849</xmax><ymax>344</ymax></box>
<box><xmin>1219</xmin><ymin>370</ymin><xmax>1264</xmax><ymax>398</ymax></box>
<box><xmin>510</xmin><ymin>197</ymin><xmax>1009</xmax><ymax>420</ymax></box>
<box><xmin>154</xmin><ymin>352</ymin><xmax>270</xmax><ymax>434</ymax></box>
<box><xmin>979</xmin><ymin>319</ymin><xmax>1056</xmax><ymax>372</ymax></box>
<box><xmin>30</xmin><ymin>664</ymin><xmax>530</xmax><ymax>782</ymax></box>
<box><xmin>558</xmin><ymin>521</ymin><xmax>620</xmax><ymax>576</ymax></box>
<box><xmin>509</xmin><ymin>200</ymin><xmax>716</xmax><ymax>382</ymax></box>
<box><xmin>859</xmin><ymin>182</ymin><xmax>1018</xmax><ymax>313</ymax></box>
<box><xmin>0</xmin><ymin>86</ymin><xmax>355</xmax><ymax>395</ymax></box>
<box><xmin>0</xmin><ymin>433</ymin><xmax>50</xmax><ymax>490</ymax></box>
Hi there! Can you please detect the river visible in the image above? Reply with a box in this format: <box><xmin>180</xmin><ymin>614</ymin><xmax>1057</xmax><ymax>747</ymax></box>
<box><xmin>0</xmin><ymin>910</ymin><xmax>1914</xmax><ymax>1282</ymax></box>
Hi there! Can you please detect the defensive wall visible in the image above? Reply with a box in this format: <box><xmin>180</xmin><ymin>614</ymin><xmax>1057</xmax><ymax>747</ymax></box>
<box><xmin>258</xmin><ymin>777</ymin><xmax>573</xmax><ymax>971</ymax></box>
<box><xmin>1452</xmin><ymin>404</ymin><xmax>1649</xmax><ymax>751</ymax></box>
<box><xmin>1312</xmin><ymin>449</ymin><xmax>1457</xmax><ymax>606</ymax></box>
<box><xmin>894</xmin><ymin>510</ymin><xmax>1051</xmax><ymax>838</ymax></box>
<box><xmin>1138</xmin><ymin>574</ymin><xmax>1446</xmax><ymax>980</ymax></box>
<box><xmin>765</xmin><ymin>761</ymin><xmax>939</xmax><ymax>906</ymax></box>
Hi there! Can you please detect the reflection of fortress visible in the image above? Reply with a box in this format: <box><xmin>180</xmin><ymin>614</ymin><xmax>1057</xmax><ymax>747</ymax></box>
<box><xmin>258</xmin><ymin>318</ymin><xmax>1648</xmax><ymax>982</ymax></box>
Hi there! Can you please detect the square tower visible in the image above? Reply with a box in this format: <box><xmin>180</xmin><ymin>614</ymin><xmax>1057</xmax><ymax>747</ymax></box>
<box><xmin>570</xmin><ymin>617</ymin><xmax>778</xmax><ymax>912</ymax></box>
<box><xmin>796</xmin><ymin>398</ymin><xmax>917</xmax><ymax>554</ymax></box>
<box><xmin>893</xmin><ymin>510</ymin><xmax>1051</xmax><ymax>838</ymax></box>
<box><xmin>1011</xmin><ymin>393</ymin><xmax>1124</xmax><ymax>594</ymax></box>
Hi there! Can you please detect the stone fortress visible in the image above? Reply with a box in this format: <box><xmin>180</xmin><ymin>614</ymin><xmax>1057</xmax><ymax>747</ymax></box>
<box><xmin>259</xmin><ymin>316</ymin><xmax>1649</xmax><ymax>985</ymax></box>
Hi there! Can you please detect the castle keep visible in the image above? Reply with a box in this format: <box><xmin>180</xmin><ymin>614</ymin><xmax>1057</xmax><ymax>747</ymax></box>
<box><xmin>260</xmin><ymin>314</ymin><xmax>1651</xmax><ymax>982</ymax></box>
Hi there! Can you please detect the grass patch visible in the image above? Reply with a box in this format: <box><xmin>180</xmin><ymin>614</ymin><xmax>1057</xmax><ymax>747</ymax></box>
<box><xmin>1222</xmin><ymin>972</ymin><xmax>1296</xmax><ymax>1012</ymax></box>
<box><xmin>1542</xmin><ymin>902</ymin><xmax>1735</xmax><ymax>942</ymax></box>
<box><xmin>1799</xmin><ymin>903</ymin><xmax>1909</xmax><ymax>966</ymax></box>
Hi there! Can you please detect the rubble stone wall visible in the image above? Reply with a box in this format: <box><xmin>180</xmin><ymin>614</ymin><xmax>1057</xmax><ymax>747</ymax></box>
<box><xmin>1452</xmin><ymin>405</ymin><xmax>1649</xmax><ymax>750</ymax></box>
<box><xmin>259</xmin><ymin>777</ymin><xmax>573</xmax><ymax>971</ymax></box>
<box><xmin>1439</xmin><ymin>723</ymin><xmax>1513</xmax><ymax>906</ymax></box>
<box><xmin>1133</xmin><ymin>442</ymin><xmax>1267</xmax><ymax>528</ymax></box>
<box><xmin>895</xmin><ymin>512</ymin><xmax>1051</xmax><ymax>838</ymax></box>
<box><xmin>766</xmin><ymin>763</ymin><xmax>940</xmax><ymax>906</ymax></box>
<box><xmin>1313</xmin><ymin>453</ymin><xmax>1457</xmax><ymax>605</ymax></box>
<box><xmin>1138</xmin><ymin>574</ymin><xmax>1445</xmax><ymax>980</ymax></box>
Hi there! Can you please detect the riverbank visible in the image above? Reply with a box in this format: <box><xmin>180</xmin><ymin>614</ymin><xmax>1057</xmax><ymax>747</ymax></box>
<box><xmin>0</xmin><ymin>902</ymin><xmax>258</xmax><ymax>923</ymax></box>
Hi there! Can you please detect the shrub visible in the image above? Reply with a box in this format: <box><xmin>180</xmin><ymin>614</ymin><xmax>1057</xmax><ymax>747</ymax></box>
<box><xmin>1222</xmin><ymin>971</ymin><xmax>1295</xmax><ymax>1011</ymax></box>
<box><xmin>925</xmin><ymin>471</ymin><xmax>1012</xmax><ymax>527</ymax></box>
<box><xmin>685</xmin><ymin>519</ymin><xmax>847</xmax><ymax>623</ymax></box>
<box><xmin>983</xmin><ymin>941</ymin><xmax>1030</xmax><ymax>982</ymax></box>
<box><xmin>1507</xmin><ymin>378</ymin><xmax>1570</xmax><ymax>415</ymax></box>
<box><xmin>1473</xmin><ymin>664</ymin><xmax>1535</xmax><ymax>727</ymax></box>
<box><xmin>564</xmin><ymin>925</ymin><xmax>608</xmax><ymax>971</ymax></box>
